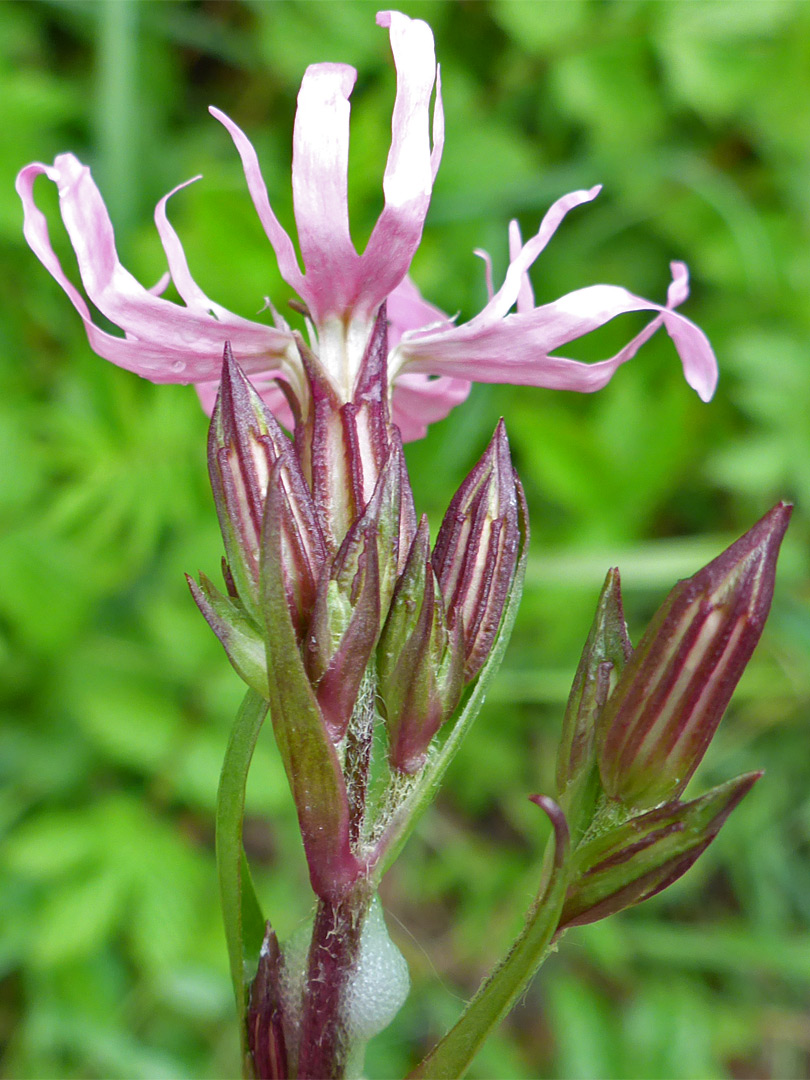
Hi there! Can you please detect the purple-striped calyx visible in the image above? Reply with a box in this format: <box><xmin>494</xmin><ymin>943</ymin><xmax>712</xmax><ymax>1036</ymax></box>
<box><xmin>189</xmin><ymin>347</ymin><xmax>327</xmax><ymax>687</ymax></box>
<box><xmin>378</xmin><ymin>517</ymin><xmax>464</xmax><ymax>774</ymax></box>
<box><xmin>597</xmin><ymin>503</ymin><xmax>791</xmax><ymax>811</ymax></box>
<box><xmin>433</xmin><ymin>419</ymin><xmax>523</xmax><ymax>682</ymax></box>
<box><xmin>559</xmin><ymin>771</ymin><xmax>761</xmax><ymax>929</ymax></box>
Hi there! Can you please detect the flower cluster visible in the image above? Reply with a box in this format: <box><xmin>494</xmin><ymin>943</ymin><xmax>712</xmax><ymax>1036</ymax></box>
<box><xmin>191</xmin><ymin>332</ymin><xmax>523</xmax><ymax>899</ymax></box>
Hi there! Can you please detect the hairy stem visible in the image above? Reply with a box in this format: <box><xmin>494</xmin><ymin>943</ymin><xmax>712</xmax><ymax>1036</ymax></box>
<box><xmin>295</xmin><ymin>885</ymin><xmax>372</xmax><ymax>1079</ymax></box>
<box><xmin>344</xmin><ymin>671</ymin><xmax>375</xmax><ymax>849</ymax></box>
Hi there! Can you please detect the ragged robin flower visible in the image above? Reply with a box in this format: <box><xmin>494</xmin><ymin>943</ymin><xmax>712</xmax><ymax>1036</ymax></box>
<box><xmin>17</xmin><ymin>10</ymin><xmax>717</xmax><ymax>446</ymax></box>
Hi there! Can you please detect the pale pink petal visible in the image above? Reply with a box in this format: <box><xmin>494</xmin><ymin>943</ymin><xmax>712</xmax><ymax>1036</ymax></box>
<box><xmin>430</xmin><ymin>66</ymin><xmax>444</xmax><ymax>182</ymax></box>
<box><xmin>358</xmin><ymin>11</ymin><xmax>441</xmax><ymax>317</ymax></box>
<box><xmin>508</xmin><ymin>220</ymin><xmax>534</xmax><ymax>314</ymax></box>
<box><xmin>487</xmin><ymin>186</ymin><xmax>602</xmax><ymax>320</ymax></box>
<box><xmin>17</xmin><ymin>157</ymin><xmax>295</xmax><ymax>383</ymax></box>
<box><xmin>148</xmin><ymin>271</ymin><xmax>171</xmax><ymax>296</ymax></box>
<box><xmin>386</xmin><ymin>275</ymin><xmax>452</xmax><ymax>349</ymax></box>
<box><xmin>209</xmin><ymin>107</ymin><xmax>307</xmax><ymax>300</ymax></box>
<box><xmin>291</xmin><ymin>63</ymin><xmax>360</xmax><ymax>319</ymax></box>
<box><xmin>474</xmin><ymin>248</ymin><xmax>495</xmax><ymax>302</ymax></box>
<box><xmin>667</xmin><ymin>260</ymin><xmax>690</xmax><ymax>307</ymax></box>
<box><xmin>395</xmin><ymin>269</ymin><xmax>718</xmax><ymax>401</ymax></box>
<box><xmin>391</xmin><ymin>371</ymin><xmax>471</xmax><ymax>442</ymax></box>
<box><xmin>154</xmin><ymin>176</ymin><xmax>234</xmax><ymax>314</ymax></box>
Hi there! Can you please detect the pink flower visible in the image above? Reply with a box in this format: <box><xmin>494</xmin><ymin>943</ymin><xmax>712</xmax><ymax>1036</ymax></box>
<box><xmin>16</xmin><ymin>9</ymin><xmax>717</xmax><ymax>442</ymax></box>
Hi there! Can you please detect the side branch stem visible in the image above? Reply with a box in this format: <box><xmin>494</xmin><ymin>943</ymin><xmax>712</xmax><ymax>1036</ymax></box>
<box><xmin>407</xmin><ymin>855</ymin><xmax>568</xmax><ymax>1080</ymax></box>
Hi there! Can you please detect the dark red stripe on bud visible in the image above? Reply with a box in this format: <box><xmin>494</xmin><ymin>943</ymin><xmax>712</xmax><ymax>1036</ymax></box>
<box><xmin>263</xmin><ymin>445</ymin><xmax>327</xmax><ymax>642</ymax></box>
<box><xmin>208</xmin><ymin>345</ymin><xmax>299</xmax><ymax>624</ymax></box>
<box><xmin>248</xmin><ymin>923</ymin><xmax>288</xmax><ymax>1080</ymax></box>
<box><xmin>556</xmin><ymin>569</ymin><xmax>632</xmax><ymax>812</ymax></box>
<box><xmin>378</xmin><ymin>517</ymin><xmax>464</xmax><ymax>774</ymax></box>
<box><xmin>558</xmin><ymin>772</ymin><xmax>760</xmax><ymax>929</ymax></box>
<box><xmin>351</xmin><ymin>301</ymin><xmax>392</xmax><ymax>502</ymax></box>
<box><xmin>295</xmin><ymin>306</ymin><xmax>395</xmax><ymax>551</ymax></box>
<box><xmin>597</xmin><ymin>503</ymin><xmax>790</xmax><ymax>810</ymax></box>
<box><xmin>305</xmin><ymin>438</ymin><xmax>417</xmax><ymax>741</ymax></box>
<box><xmin>432</xmin><ymin>420</ymin><xmax>522</xmax><ymax>681</ymax></box>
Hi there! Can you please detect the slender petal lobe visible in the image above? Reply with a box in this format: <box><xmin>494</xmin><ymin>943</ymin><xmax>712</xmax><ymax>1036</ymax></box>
<box><xmin>17</xmin><ymin>156</ymin><xmax>295</xmax><ymax>383</ymax></box>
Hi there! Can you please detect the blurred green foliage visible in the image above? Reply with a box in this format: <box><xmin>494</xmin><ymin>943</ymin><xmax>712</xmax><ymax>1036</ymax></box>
<box><xmin>2</xmin><ymin>1</ymin><xmax>809</xmax><ymax>1077</ymax></box>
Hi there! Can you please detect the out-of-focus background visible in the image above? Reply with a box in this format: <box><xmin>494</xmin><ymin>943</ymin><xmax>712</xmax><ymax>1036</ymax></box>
<box><xmin>2</xmin><ymin>1</ymin><xmax>809</xmax><ymax>1077</ymax></box>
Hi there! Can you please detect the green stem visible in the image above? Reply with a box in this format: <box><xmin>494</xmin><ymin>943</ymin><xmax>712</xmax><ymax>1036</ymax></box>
<box><xmin>408</xmin><ymin>801</ymin><xmax>569</xmax><ymax>1080</ymax></box>
<box><xmin>216</xmin><ymin>688</ymin><xmax>270</xmax><ymax>1065</ymax></box>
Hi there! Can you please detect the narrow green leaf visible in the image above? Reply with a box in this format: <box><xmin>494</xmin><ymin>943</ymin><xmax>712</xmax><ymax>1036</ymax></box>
<box><xmin>216</xmin><ymin>687</ymin><xmax>269</xmax><ymax>1058</ymax></box>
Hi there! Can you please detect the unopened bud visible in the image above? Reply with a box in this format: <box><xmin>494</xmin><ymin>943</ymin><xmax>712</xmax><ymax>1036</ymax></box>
<box><xmin>556</xmin><ymin>569</ymin><xmax>632</xmax><ymax>793</ymax></box>
<box><xmin>261</xmin><ymin>447</ymin><xmax>327</xmax><ymax>642</ymax></box>
<box><xmin>597</xmin><ymin>503</ymin><xmax>791</xmax><ymax>810</ymax></box>
<box><xmin>208</xmin><ymin>344</ymin><xmax>289</xmax><ymax>624</ymax></box>
<box><xmin>432</xmin><ymin>420</ymin><xmax>523</xmax><ymax>681</ymax></box>
<box><xmin>558</xmin><ymin>772</ymin><xmax>760</xmax><ymax>929</ymax></box>
<box><xmin>296</xmin><ymin>305</ymin><xmax>394</xmax><ymax>551</ymax></box>
<box><xmin>248</xmin><ymin>922</ymin><xmax>288</xmax><ymax>1080</ymax></box>
<box><xmin>378</xmin><ymin>518</ymin><xmax>464</xmax><ymax>774</ymax></box>
<box><xmin>304</xmin><ymin>440</ymin><xmax>417</xmax><ymax>741</ymax></box>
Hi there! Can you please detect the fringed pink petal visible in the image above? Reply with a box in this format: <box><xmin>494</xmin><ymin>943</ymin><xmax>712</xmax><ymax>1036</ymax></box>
<box><xmin>357</xmin><ymin>11</ymin><xmax>441</xmax><ymax>317</ymax></box>
<box><xmin>391</xmin><ymin>371</ymin><xmax>471</xmax><ymax>442</ymax></box>
<box><xmin>291</xmin><ymin>63</ymin><xmax>360</xmax><ymax>321</ymax></box>
<box><xmin>209</xmin><ymin>107</ymin><xmax>307</xmax><ymax>300</ymax></box>
<box><xmin>396</xmin><ymin>265</ymin><xmax>718</xmax><ymax>400</ymax></box>
<box><xmin>486</xmin><ymin>186</ymin><xmax>602</xmax><ymax>320</ymax></box>
<box><xmin>17</xmin><ymin>157</ymin><xmax>295</xmax><ymax>383</ymax></box>
<box><xmin>509</xmin><ymin>220</ymin><xmax>535</xmax><ymax>314</ymax></box>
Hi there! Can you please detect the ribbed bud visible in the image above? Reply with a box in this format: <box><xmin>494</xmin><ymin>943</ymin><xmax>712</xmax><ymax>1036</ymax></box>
<box><xmin>248</xmin><ymin>923</ymin><xmax>288</xmax><ymax>1080</ymax></box>
<box><xmin>378</xmin><ymin>517</ymin><xmax>464</xmax><ymax>774</ymax></box>
<box><xmin>432</xmin><ymin>420</ymin><xmax>522</xmax><ymax>681</ymax></box>
<box><xmin>208</xmin><ymin>344</ymin><xmax>289</xmax><ymax>624</ymax></box>
<box><xmin>597</xmin><ymin>503</ymin><xmax>791</xmax><ymax>810</ymax></box>
<box><xmin>556</xmin><ymin>569</ymin><xmax>632</xmax><ymax>806</ymax></box>
<box><xmin>558</xmin><ymin>772</ymin><xmax>760</xmax><ymax>929</ymax></box>
<box><xmin>304</xmin><ymin>438</ymin><xmax>417</xmax><ymax>741</ymax></box>
<box><xmin>296</xmin><ymin>304</ymin><xmax>394</xmax><ymax>551</ymax></box>
<box><xmin>193</xmin><ymin>347</ymin><xmax>326</xmax><ymax>692</ymax></box>
<box><xmin>261</xmin><ymin>445</ymin><xmax>327</xmax><ymax>642</ymax></box>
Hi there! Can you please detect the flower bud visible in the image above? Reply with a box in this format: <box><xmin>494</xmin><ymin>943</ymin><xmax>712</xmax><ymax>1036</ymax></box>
<box><xmin>305</xmin><ymin>438</ymin><xmax>417</xmax><ymax>741</ymax></box>
<box><xmin>558</xmin><ymin>772</ymin><xmax>760</xmax><ymax>929</ymax></box>
<box><xmin>597</xmin><ymin>503</ymin><xmax>791</xmax><ymax>810</ymax></box>
<box><xmin>556</xmin><ymin>570</ymin><xmax>632</xmax><ymax>786</ymax></box>
<box><xmin>306</xmin><ymin>518</ymin><xmax>380</xmax><ymax>742</ymax></box>
<box><xmin>262</xmin><ymin>446</ymin><xmax>328</xmax><ymax>642</ymax></box>
<box><xmin>248</xmin><ymin>923</ymin><xmax>288</xmax><ymax>1080</ymax></box>
<box><xmin>296</xmin><ymin>304</ymin><xmax>395</xmax><ymax>551</ymax></box>
<box><xmin>208</xmin><ymin>344</ymin><xmax>290</xmax><ymax>624</ymax></box>
<box><xmin>378</xmin><ymin>517</ymin><xmax>464</xmax><ymax>774</ymax></box>
<box><xmin>432</xmin><ymin>420</ymin><xmax>522</xmax><ymax>681</ymax></box>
